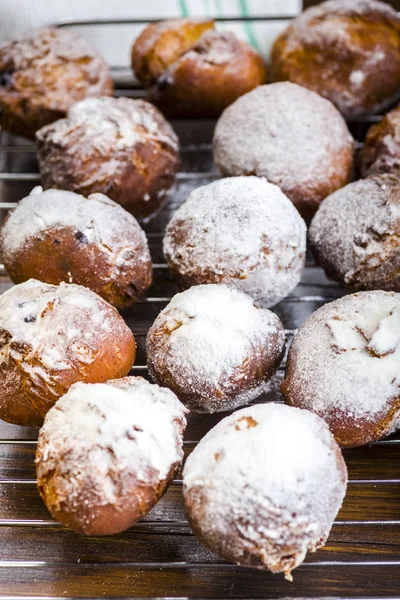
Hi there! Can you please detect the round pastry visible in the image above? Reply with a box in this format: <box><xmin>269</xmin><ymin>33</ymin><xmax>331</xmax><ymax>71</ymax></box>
<box><xmin>183</xmin><ymin>403</ymin><xmax>347</xmax><ymax>579</ymax></box>
<box><xmin>146</xmin><ymin>284</ymin><xmax>285</xmax><ymax>413</ymax></box>
<box><xmin>309</xmin><ymin>174</ymin><xmax>400</xmax><ymax>292</ymax></box>
<box><xmin>0</xmin><ymin>27</ymin><xmax>113</xmax><ymax>139</ymax></box>
<box><xmin>282</xmin><ymin>291</ymin><xmax>400</xmax><ymax>448</ymax></box>
<box><xmin>132</xmin><ymin>19</ymin><xmax>266</xmax><ymax>118</ymax></box>
<box><xmin>36</xmin><ymin>96</ymin><xmax>180</xmax><ymax>221</ymax></box>
<box><xmin>163</xmin><ymin>176</ymin><xmax>306</xmax><ymax>308</ymax></box>
<box><xmin>36</xmin><ymin>377</ymin><xmax>187</xmax><ymax>535</ymax></box>
<box><xmin>0</xmin><ymin>279</ymin><xmax>136</xmax><ymax>427</ymax></box>
<box><xmin>270</xmin><ymin>0</ymin><xmax>400</xmax><ymax>119</ymax></box>
<box><xmin>131</xmin><ymin>18</ymin><xmax>215</xmax><ymax>84</ymax></box>
<box><xmin>213</xmin><ymin>82</ymin><xmax>354</xmax><ymax>220</ymax></box>
<box><xmin>0</xmin><ymin>186</ymin><xmax>153</xmax><ymax>309</ymax></box>
<box><xmin>359</xmin><ymin>104</ymin><xmax>400</xmax><ymax>177</ymax></box>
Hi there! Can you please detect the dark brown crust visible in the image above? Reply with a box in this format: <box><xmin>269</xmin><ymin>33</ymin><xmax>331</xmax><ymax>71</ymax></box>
<box><xmin>131</xmin><ymin>18</ymin><xmax>215</xmax><ymax>84</ymax></box>
<box><xmin>35</xmin><ymin>98</ymin><xmax>180</xmax><ymax>221</ymax></box>
<box><xmin>359</xmin><ymin>104</ymin><xmax>400</xmax><ymax>177</ymax></box>
<box><xmin>149</xmin><ymin>30</ymin><xmax>267</xmax><ymax>118</ymax></box>
<box><xmin>0</xmin><ymin>28</ymin><xmax>113</xmax><ymax>139</ymax></box>
<box><xmin>270</xmin><ymin>0</ymin><xmax>400</xmax><ymax>119</ymax></box>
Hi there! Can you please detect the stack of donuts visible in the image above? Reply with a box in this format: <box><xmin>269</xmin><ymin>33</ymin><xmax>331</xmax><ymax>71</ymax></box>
<box><xmin>0</xmin><ymin>0</ymin><xmax>400</xmax><ymax>582</ymax></box>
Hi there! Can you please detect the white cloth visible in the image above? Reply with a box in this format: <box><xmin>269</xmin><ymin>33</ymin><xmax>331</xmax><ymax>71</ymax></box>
<box><xmin>0</xmin><ymin>0</ymin><xmax>301</xmax><ymax>63</ymax></box>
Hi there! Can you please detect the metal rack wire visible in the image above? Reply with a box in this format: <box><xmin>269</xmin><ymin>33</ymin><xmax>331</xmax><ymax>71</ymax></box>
<box><xmin>0</xmin><ymin>14</ymin><xmax>400</xmax><ymax>600</ymax></box>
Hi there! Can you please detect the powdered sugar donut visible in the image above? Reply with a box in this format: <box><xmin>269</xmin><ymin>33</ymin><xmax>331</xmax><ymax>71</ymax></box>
<box><xmin>146</xmin><ymin>284</ymin><xmax>285</xmax><ymax>412</ymax></box>
<box><xmin>359</xmin><ymin>104</ymin><xmax>400</xmax><ymax>177</ymax></box>
<box><xmin>282</xmin><ymin>291</ymin><xmax>400</xmax><ymax>447</ymax></box>
<box><xmin>212</xmin><ymin>82</ymin><xmax>354</xmax><ymax>220</ymax></box>
<box><xmin>36</xmin><ymin>97</ymin><xmax>179</xmax><ymax>220</ymax></box>
<box><xmin>0</xmin><ymin>280</ymin><xmax>136</xmax><ymax>427</ymax></box>
<box><xmin>309</xmin><ymin>174</ymin><xmax>400</xmax><ymax>292</ymax></box>
<box><xmin>183</xmin><ymin>403</ymin><xmax>347</xmax><ymax>579</ymax></box>
<box><xmin>163</xmin><ymin>177</ymin><xmax>306</xmax><ymax>307</ymax></box>
<box><xmin>270</xmin><ymin>0</ymin><xmax>400</xmax><ymax>119</ymax></box>
<box><xmin>36</xmin><ymin>377</ymin><xmax>187</xmax><ymax>535</ymax></box>
<box><xmin>0</xmin><ymin>187</ymin><xmax>152</xmax><ymax>309</ymax></box>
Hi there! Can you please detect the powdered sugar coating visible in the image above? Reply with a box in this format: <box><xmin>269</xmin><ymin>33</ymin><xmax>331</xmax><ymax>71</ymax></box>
<box><xmin>146</xmin><ymin>284</ymin><xmax>285</xmax><ymax>412</ymax></box>
<box><xmin>163</xmin><ymin>177</ymin><xmax>306</xmax><ymax>307</ymax></box>
<box><xmin>0</xmin><ymin>280</ymin><xmax>116</xmax><ymax>371</ymax></box>
<box><xmin>359</xmin><ymin>105</ymin><xmax>400</xmax><ymax>177</ymax></box>
<box><xmin>270</xmin><ymin>0</ymin><xmax>400</xmax><ymax>119</ymax></box>
<box><xmin>36</xmin><ymin>377</ymin><xmax>187</xmax><ymax>533</ymax></box>
<box><xmin>183</xmin><ymin>403</ymin><xmax>347</xmax><ymax>578</ymax></box>
<box><xmin>36</xmin><ymin>97</ymin><xmax>179</xmax><ymax>220</ymax></box>
<box><xmin>283</xmin><ymin>291</ymin><xmax>400</xmax><ymax>447</ymax></box>
<box><xmin>0</xmin><ymin>186</ymin><xmax>152</xmax><ymax>307</ymax></box>
<box><xmin>0</xmin><ymin>27</ymin><xmax>112</xmax><ymax>103</ymax></box>
<box><xmin>212</xmin><ymin>83</ymin><xmax>354</xmax><ymax>218</ymax></box>
<box><xmin>309</xmin><ymin>174</ymin><xmax>400</xmax><ymax>291</ymax></box>
<box><xmin>1</xmin><ymin>186</ymin><xmax>150</xmax><ymax>258</ymax></box>
<box><xmin>0</xmin><ymin>279</ymin><xmax>135</xmax><ymax>426</ymax></box>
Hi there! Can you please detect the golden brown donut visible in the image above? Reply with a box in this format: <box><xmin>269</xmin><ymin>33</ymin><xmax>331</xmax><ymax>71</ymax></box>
<box><xmin>212</xmin><ymin>82</ymin><xmax>354</xmax><ymax>220</ymax></box>
<box><xmin>131</xmin><ymin>19</ymin><xmax>266</xmax><ymax>118</ymax></box>
<box><xmin>36</xmin><ymin>377</ymin><xmax>187</xmax><ymax>535</ymax></box>
<box><xmin>183</xmin><ymin>403</ymin><xmax>347</xmax><ymax>579</ymax></box>
<box><xmin>359</xmin><ymin>104</ymin><xmax>400</xmax><ymax>177</ymax></box>
<box><xmin>282</xmin><ymin>291</ymin><xmax>400</xmax><ymax>448</ymax></box>
<box><xmin>131</xmin><ymin>18</ymin><xmax>214</xmax><ymax>84</ymax></box>
<box><xmin>149</xmin><ymin>30</ymin><xmax>267</xmax><ymax>118</ymax></box>
<box><xmin>0</xmin><ymin>279</ymin><xmax>136</xmax><ymax>427</ymax></box>
<box><xmin>270</xmin><ymin>0</ymin><xmax>400</xmax><ymax>119</ymax></box>
<box><xmin>146</xmin><ymin>284</ymin><xmax>286</xmax><ymax>413</ymax></box>
<box><xmin>36</xmin><ymin>96</ymin><xmax>180</xmax><ymax>221</ymax></box>
<box><xmin>0</xmin><ymin>187</ymin><xmax>152</xmax><ymax>309</ymax></box>
<box><xmin>309</xmin><ymin>174</ymin><xmax>400</xmax><ymax>292</ymax></box>
<box><xmin>0</xmin><ymin>27</ymin><xmax>113</xmax><ymax>139</ymax></box>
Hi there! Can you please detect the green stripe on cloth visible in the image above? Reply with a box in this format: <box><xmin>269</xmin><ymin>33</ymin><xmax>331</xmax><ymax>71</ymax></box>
<box><xmin>238</xmin><ymin>0</ymin><xmax>261</xmax><ymax>52</ymax></box>
<box><xmin>178</xmin><ymin>0</ymin><xmax>189</xmax><ymax>17</ymax></box>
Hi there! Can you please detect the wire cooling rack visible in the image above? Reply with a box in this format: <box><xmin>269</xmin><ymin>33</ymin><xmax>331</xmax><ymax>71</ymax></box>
<box><xmin>0</xmin><ymin>14</ymin><xmax>400</xmax><ymax>600</ymax></box>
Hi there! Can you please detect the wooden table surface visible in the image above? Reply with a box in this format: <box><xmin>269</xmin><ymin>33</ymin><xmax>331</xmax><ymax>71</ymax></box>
<box><xmin>0</xmin><ymin>112</ymin><xmax>399</xmax><ymax>599</ymax></box>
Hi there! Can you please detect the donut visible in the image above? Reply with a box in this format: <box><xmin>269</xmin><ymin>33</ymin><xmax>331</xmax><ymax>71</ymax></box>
<box><xmin>212</xmin><ymin>82</ymin><xmax>354</xmax><ymax>220</ymax></box>
<box><xmin>146</xmin><ymin>284</ymin><xmax>285</xmax><ymax>413</ymax></box>
<box><xmin>36</xmin><ymin>97</ymin><xmax>180</xmax><ymax>221</ymax></box>
<box><xmin>0</xmin><ymin>187</ymin><xmax>153</xmax><ymax>309</ymax></box>
<box><xmin>131</xmin><ymin>19</ymin><xmax>266</xmax><ymax>118</ymax></box>
<box><xmin>0</xmin><ymin>27</ymin><xmax>113</xmax><ymax>139</ymax></box>
<box><xmin>270</xmin><ymin>0</ymin><xmax>400</xmax><ymax>119</ymax></box>
<box><xmin>131</xmin><ymin>18</ymin><xmax>214</xmax><ymax>84</ymax></box>
<box><xmin>359</xmin><ymin>104</ymin><xmax>400</xmax><ymax>177</ymax></box>
<box><xmin>282</xmin><ymin>291</ymin><xmax>400</xmax><ymax>448</ymax></box>
<box><xmin>183</xmin><ymin>403</ymin><xmax>347</xmax><ymax>579</ymax></box>
<box><xmin>36</xmin><ymin>377</ymin><xmax>187</xmax><ymax>535</ymax></box>
<box><xmin>0</xmin><ymin>279</ymin><xmax>136</xmax><ymax>427</ymax></box>
<box><xmin>309</xmin><ymin>174</ymin><xmax>400</xmax><ymax>292</ymax></box>
<box><xmin>163</xmin><ymin>176</ymin><xmax>306</xmax><ymax>308</ymax></box>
